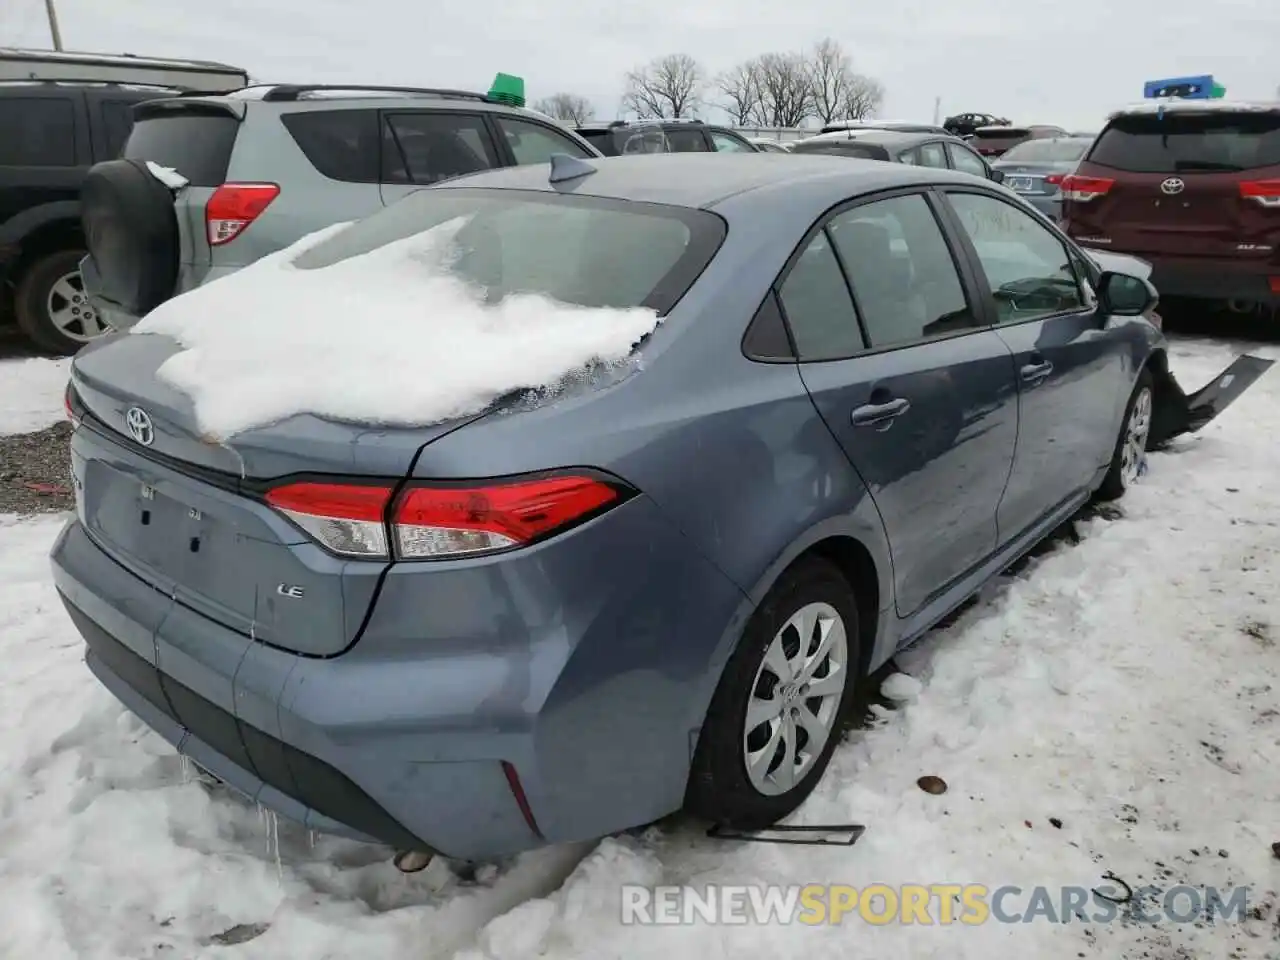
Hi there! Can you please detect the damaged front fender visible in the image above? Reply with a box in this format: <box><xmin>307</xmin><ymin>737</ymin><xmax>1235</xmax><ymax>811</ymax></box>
<box><xmin>1148</xmin><ymin>353</ymin><xmax>1275</xmax><ymax>448</ymax></box>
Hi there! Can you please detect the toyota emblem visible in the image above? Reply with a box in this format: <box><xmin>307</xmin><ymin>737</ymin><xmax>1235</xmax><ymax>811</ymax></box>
<box><xmin>125</xmin><ymin>406</ymin><xmax>155</xmax><ymax>446</ymax></box>
<box><xmin>1160</xmin><ymin>177</ymin><xmax>1185</xmax><ymax>195</ymax></box>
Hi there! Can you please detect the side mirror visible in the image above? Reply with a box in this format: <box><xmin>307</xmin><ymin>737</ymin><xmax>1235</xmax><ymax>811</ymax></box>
<box><xmin>989</xmin><ymin>168</ymin><xmax>1005</xmax><ymax>184</ymax></box>
<box><xmin>1097</xmin><ymin>270</ymin><xmax>1158</xmax><ymax>316</ymax></box>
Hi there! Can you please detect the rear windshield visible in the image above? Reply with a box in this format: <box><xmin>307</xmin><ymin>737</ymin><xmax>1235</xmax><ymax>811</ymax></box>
<box><xmin>975</xmin><ymin>128</ymin><xmax>1029</xmax><ymax>141</ymax></box>
<box><xmin>293</xmin><ymin>187</ymin><xmax>726</xmax><ymax>314</ymax></box>
<box><xmin>790</xmin><ymin>140</ymin><xmax>888</xmax><ymax>160</ymax></box>
<box><xmin>1089</xmin><ymin>112</ymin><xmax>1280</xmax><ymax>172</ymax></box>
<box><xmin>123</xmin><ymin>109</ymin><xmax>238</xmax><ymax>186</ymax></box>
<box><xmin>577</xmin><ymin>129</ymin><xmax>617</xmax><ymax>155</ymax></box>
<box><xmin>999</xmin><ymin>138</ymin><xmax>1090</xmax><ymax>162</ymax></box>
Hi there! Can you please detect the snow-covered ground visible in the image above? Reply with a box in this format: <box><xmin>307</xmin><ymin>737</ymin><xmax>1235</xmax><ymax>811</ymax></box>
<box><xmin>1</xmin><ymin>336</ymin><xmax>1279</xmax><ymax>960</ymax></box>
<box><xmin>0</xmin><ymin>355</ymin><xmax>71</xmax><ymax>436</ymax></box>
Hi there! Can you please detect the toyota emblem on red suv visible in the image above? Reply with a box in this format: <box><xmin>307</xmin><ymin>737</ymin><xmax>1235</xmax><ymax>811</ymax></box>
<box><xmin>1160</xmin><ymin>177</ymin><xmax>1185</xmax><ymax>195</ymax></box>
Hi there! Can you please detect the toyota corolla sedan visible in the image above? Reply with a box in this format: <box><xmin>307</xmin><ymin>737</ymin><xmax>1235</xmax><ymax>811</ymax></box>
<box><xmin>53</xmin><ymin>152</ymin><xmax>1175</xmax><ymax>871</ymax></box>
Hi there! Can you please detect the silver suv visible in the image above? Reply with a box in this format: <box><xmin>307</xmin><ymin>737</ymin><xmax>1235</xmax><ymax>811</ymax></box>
<box><xmin>80</xmin><ymin>80</ymin><xmax>602</xmax><ymax>333</ymax></box>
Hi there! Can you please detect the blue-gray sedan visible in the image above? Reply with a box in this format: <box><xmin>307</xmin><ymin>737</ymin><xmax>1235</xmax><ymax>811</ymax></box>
<box><xmin>52</xmin><ymin>152</ymin><xmax>1175</xmax><ymax>869</ymax></box>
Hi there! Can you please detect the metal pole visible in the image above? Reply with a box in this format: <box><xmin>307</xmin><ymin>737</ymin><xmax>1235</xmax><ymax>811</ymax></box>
<box><xmin>44</xmin><ymin>0</ymin><xmax>64</xmax><ymax>51</ymax></box>
<box><xmin>933</xmin><ymin>96</ymin><xmax>941</xmax><ymax>125</ymax></box>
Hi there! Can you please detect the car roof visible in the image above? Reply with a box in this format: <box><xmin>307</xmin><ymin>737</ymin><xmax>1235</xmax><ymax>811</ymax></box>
<box><xmin>804</xmin><ymin>129</ymin><xmax>963</xmax><ymax>149</ymax></box>
<box><xmin>1106</xmin><ymin>99</ymin><xmax>1280</xmax><ymax>120</ymax></box>
<box><xmin>146</xmin><ymin>85</ymin><xmax>545</xmax><ymax>115</ymax></box>
<box><xmin>431</xmin><ymin>152</ymin><xmax>991</xmax><ymax>209</ymax></box>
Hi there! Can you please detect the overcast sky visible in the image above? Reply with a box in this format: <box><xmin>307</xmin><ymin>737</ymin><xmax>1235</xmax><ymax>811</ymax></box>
<box><xmin>4</xmin><ymin>0</ymin><xmax>1276</xmax><ymax>130</ymax></box>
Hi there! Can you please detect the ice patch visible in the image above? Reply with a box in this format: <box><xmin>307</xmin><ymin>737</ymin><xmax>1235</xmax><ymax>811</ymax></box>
<box><xmin>144</xmin><ymin>161</ymin><xmax>189</xmax><ymax>190</ymax></box>
<box><xmin>881</xmin><ymin>671</ymin><xmax>923</xmax><ymax>702</ymax></box>
<box><xmin>133</xmin><ymin>217</ymin><xmax>662</xmax><ymax>440</ymax></box>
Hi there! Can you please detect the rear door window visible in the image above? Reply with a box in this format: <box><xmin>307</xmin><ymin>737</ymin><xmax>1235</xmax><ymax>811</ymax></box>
<box><xmin>281</xmin><ymin>109</ymin><xmax>380</xmax><ymax>182</ymax></box>
<box><xmin>710</xmin><ymin>129</ymin><xmax>754</xmax><ymax>152</ymax></box>
<box><xmin>493</xmin><ymin>116</ymin><xmax>594</xmax><ymax>164</ymax></box>
<box><xmin>0</xmin><ymin>96</ymin><xmax>76</xmax><ymax>166</ymax></box>
<box><xmin>99</xmin><ymin>100</ymin><xmax>136</xmax><ymax>159</ymax></box>
<box><xmin>918</xmin><ymin>142</ymin><xmax>948</xmax><ymax>167</ymax></box>
<box><xmin>1088</xmin><ymin>112</ymin><xmax>1280</xmax><ymax>172</ymax></box>
<box><xmin>778</xmin><ymin>230</ymin><xmax>866</xmax><ymax>360</ymax></box>
<box><xmin>665</xmin><ymin>127</ymin><xmax>709</xmax><ymax>152</ymax></box>
<box><xmin>828</xmin><ymin>193</ymin><xmax>977</xmax><ymax>347</ymax></box>
<box><xmin>123</xmin><ymin>109</ymin><xmax>239</xmax><ymax>186</ymax></box>
<box><xmin>381</xmin><ymin>112</ymin><xmax>501</xmax><ymax>184</ymax></box>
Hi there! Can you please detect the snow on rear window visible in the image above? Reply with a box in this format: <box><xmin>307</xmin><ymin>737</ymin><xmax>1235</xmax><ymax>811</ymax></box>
<box><xmin>130</xmin><ymin>216</ymin><xmax>674</xmax><ymax>440</ymax></box>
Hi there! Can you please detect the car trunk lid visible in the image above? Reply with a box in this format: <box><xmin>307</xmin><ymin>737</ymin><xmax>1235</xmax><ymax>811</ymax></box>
<box><xmin>69</xmin><ymin>332</ymin><xmax>485</xmax><ymax>657</ymax></box>
<box><xmin>1064</xmin><ymin>108</ymin><xmax>1280</xmax><ymax>262</ymax></box>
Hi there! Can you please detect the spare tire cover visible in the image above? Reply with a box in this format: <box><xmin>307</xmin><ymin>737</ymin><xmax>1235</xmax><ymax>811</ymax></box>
<box><xmin>80</xmin><ymin>159</ymin><xmax>180</xmax><ymax>317</ymax></box>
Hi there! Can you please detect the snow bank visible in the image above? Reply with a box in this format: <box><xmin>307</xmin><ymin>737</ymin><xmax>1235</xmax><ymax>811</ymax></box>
<box><xmin>133</xmin><ymin>217</ymin><xmax>662</xmax><ymax>439</ymax></box>
<box><xmin>0</xmin><ymin>356</ymin><xmax>71</xmax><ymax>436</ymax></box>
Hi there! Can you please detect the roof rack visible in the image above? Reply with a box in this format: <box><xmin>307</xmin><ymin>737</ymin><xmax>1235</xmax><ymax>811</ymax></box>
<box><xmin>0</xmin><ymin>78</ymin><xmax>185</xmax><ymax>91</ymax></box>
<box><xmin>0</xmin><ymin>47</ymin><xmax>247</xmax><ymax>93</ymax></box>
<box><xmin>260</xmin><ymin>84</ymin><xmax>491</xmax><ymax>103</ymax></box>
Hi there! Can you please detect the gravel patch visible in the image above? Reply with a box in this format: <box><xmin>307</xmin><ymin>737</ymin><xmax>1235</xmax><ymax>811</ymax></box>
<box><xmin>0</xmin><ymin>422</ymin><xmax>73</xmax><ymax>515</ymax></box>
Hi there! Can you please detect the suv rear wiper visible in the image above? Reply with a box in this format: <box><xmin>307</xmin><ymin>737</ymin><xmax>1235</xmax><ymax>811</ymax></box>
<box><xmin>1172</xmin><ymin>160</ymin><xmax>1243</xmax><ymax>171</ymax></box>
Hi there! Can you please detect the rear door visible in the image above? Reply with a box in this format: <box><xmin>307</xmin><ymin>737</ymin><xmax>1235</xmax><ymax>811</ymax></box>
<box><xmin>946</xmin><ymin>141</ymin><xmax>991</xmax><ymax>179</ymax></box>
<box><xmin>0</xmin><ymin>89</ymin><xmax>88</xmax><ymax>232</ymax></box>
<box><xmin>121</xmin><ymin>100</ymin><xmax>243</xmax><ymax>273</ymax></box>
<box><xmin>378</xmin><ymin>110</ymin><xmax>503</xmax><ymax>205</ymax></box>
<box><xmin>778</xmin><ymin>189</ymin><xmax>1020</xmax><ymax>617</ymax></box>
<box><xmin>939</xmin><ymin>188</ymin><xmax>1128</xmax><ymax>540</ymax></box>
<box><xmin>1068</xmin><ymin>109</ymin><xmax>1280</xmax><ymax>264</ymax></box>
<box><xmin>917</xmin><ymin>141</ymin><xmax>949</xmax><ymax>168</ymax></box>
<box><xmin>663</xmin><ymin>126</ymin><xmax>712</xmax><ymax>152</ymax></box>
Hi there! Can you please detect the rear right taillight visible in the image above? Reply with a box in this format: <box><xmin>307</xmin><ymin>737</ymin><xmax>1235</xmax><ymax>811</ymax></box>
<box><xmin>206</xmin><ymin>182</ymin><xmax>280</xmax><ymax>246</ymax></box>
<box><xmin>393</xmin><ymin>475</ymin><xmax>627</xmax><ymax>559</ymax></box>
<box><xmin>264</xmin><ymin>473</ymin><xmax>632</xmax><ymax>561</ymax></box>
<box><xmin>1060</xmin><ymin>175</ymin><xmax>1114</xmax><ymax>202</ymax></box>
<box><xmin>1045</xmin><ymin>173</ymin><xmax>1065</xmax><ymax>185</ymax></box>
<box><xmin>64</xmin><ymin>381</ymin><xmax>81</xmax><ymax>428</ymax></box>
<box><xmin>1240</xmin><ymin>180</ymin><xmax>1280</xmax><ymax>208</ymax></box>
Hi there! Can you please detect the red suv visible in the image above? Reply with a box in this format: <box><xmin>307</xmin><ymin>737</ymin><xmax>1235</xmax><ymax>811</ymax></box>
<box><xmin>1062</xmin><ymin>102</ymin><xmax>1280</xmax><ymax>309</ymax></box>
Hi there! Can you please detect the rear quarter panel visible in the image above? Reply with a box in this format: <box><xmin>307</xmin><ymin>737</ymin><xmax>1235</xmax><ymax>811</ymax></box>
<box><xmin>209</xmin><ymin>109</ymin><xmax>383</xmax><ymax>271</ymax></box>
<box><xmin>403</xmin><ymin>189</ymin><xmax>898</xmax><ymax>689</ymax></box>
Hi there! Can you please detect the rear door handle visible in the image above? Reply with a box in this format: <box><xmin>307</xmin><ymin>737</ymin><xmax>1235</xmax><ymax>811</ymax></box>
<box><xmin>851</xmin><ymin>397</ymin><xmax>911</xmax><ymax>426</ymax></box>
<box><xmin>1020</xmin><ymin>360</ymin><xmax>1053</xmax><ymax>383</ymax></box>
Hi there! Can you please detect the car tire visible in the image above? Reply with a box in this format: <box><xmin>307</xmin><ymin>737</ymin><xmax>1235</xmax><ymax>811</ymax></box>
<box><xmin>14</xmin><ymin>249</ymin><xmax>103</xmax><ymax>356</ymax></box>
<box><xmin>1096</xmin><ymin>367</ymin><xmax>1154</xmax><ymax>502</ymax></box>
<box><xmin>685</xmin><ymin>557</ymin><xmax>863</xmax><ymax>829</ymax></box>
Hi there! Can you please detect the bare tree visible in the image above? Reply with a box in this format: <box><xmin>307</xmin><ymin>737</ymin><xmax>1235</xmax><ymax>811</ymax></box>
<box><xmin>717</xmin><ymin>60</ymin><xmax>764</xmax><ymax>126</ymax></box>
<box><xmin>840</xmin><ymin>74</ymin><xmax>885</xmax><ymax>121</ymax></box>
<box><xmin>533</xmin><ymin>93</ymin><xmax>595</xmax><ymax>125</ymax></box>
<box><xmin>753</xmin><ymin>52</ymin><xmax>813</xmax><ymax>127</ymax></box>
<box><xmin>806</xmin><ymin>38</ymin><xmax>885</xmax><ymax>124</ymax></box>
<box><xmin>621</xmin><ymin>53</ymin><xmax>704</xmax><ymax>118</ymax></box>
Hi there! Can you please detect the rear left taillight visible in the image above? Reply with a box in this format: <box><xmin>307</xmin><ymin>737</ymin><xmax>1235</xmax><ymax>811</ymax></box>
<box><xmin>64</xmin><ymin>381</ymin><xmax>81</xmax><ymax>428</ymax></box>
<box><xmin>264</xmin><ymin>473</ymin><xmax>631</xmax><ymax>560</ymax></box>
<box><xmin>1240</xmin><ymin>179</ymin><xmax>1280</xmax><ymax>208</ymax></box>
<box><xmin>206</xmin><ymin>182</ymin><xmax>280</xmax><ymax>246</ymax></box>
<box><xmin>1061</xmin><ymin>175</ymin><xmax>1114</xmax><ymax>202</ymax></box>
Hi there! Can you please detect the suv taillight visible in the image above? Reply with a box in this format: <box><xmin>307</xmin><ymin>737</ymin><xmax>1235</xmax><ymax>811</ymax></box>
<box><xmin>264</xmin><ymin>474</ymin><xmax>632</xmax><ymax>560</ymax></box>
<box><xmin>1060</xmin><ymin>175</ymin><xmax>1114</xmax><ymax>202</ymax></box>
<box><xmin>1240</xmin><ymin>180</ymin><xmax>1280</xmax><ymax>208</ymax></box>
<box><xmin>206</xmin><ymin>183</ymin><xmax>280</xmax><ymax>246</ymax></box>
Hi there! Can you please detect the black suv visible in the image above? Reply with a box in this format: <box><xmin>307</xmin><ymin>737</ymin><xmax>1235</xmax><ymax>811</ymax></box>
<box><xmin>573</xmin><ymin>119</ymin><xmax>758</xmax><ymax>155</ymax></box>
<box><xmin>0</xmin><ymin>49</ymin><xmax>248</xmax><ymax>353</ymax></box>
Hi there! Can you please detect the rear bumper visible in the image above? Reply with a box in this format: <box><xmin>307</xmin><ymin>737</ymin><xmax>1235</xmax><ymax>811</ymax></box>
<box><xmin>1074</xmin><ymin>246</ymin><xmax>1280</xmax><ymax>305</ymax></box>
<box><xmin>50</xmin><ymin>489</ymin><xmax>747</xmax><ymax>860</ymax></box>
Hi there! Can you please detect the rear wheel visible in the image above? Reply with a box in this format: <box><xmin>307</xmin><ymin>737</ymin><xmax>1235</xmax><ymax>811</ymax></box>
<box><xmin>14</xmin><ymin>250</ymin><xmax>106</xmax><ymax>355</ymax></box>
<box><xmin>686</xmin><ymin>557</ymin><xmax>862</xmax><ymax>829</ymax></box>
<box><xmin>1096</xmin><ymin>368</ymin><xmax>1154</xmax><ymax>501</ymax></box>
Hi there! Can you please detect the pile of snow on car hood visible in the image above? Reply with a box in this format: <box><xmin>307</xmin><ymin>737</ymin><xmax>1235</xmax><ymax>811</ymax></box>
<box><xmin>132</xmin><ymin>218</ymin><xmax>662</xmax><ymax>440</ymax></box>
